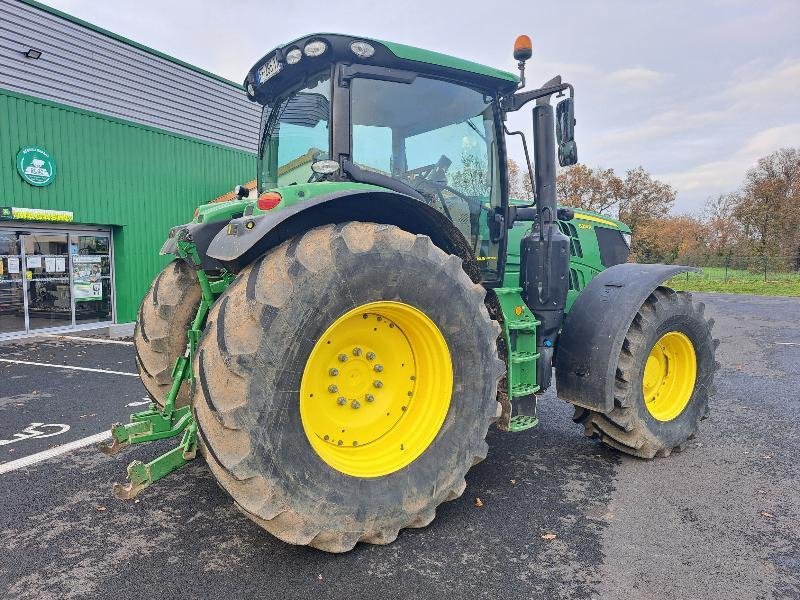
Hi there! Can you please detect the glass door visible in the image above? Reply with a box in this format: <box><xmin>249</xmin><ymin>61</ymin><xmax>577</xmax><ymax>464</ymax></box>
<box><xmin>22</xmin><ymin>232</ymin><xmax>72</xmax><ymax>331</ymax></box>
<box><xmin>71</xmin><ymin>233</ymin><xmax>112</xmax><ymax>325</ymax></box>
<box><xmin>0</xmin><ymin>228</ymin><xmax>113</xmax><ymax>337</ymax></box>
<box><xmin>0</xmin><ymin>230</ymin><xmax>26</xmax><ymax>335</ymax></box>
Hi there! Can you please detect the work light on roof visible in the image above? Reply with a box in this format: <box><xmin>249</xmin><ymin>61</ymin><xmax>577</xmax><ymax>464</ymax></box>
<box><xmin>303</xmin><ymin>40</ymin><xmax>327</xmax><ymax>57</ymax></box>
<box><xmin>286</xmin><ymin>48</ymin><xmax>302</xmax><ymax>64</ymax></box>
<box><xmin>350</xmin><ymin>41</ymin><xmax>375</xmax><ymax>58</ymax></box>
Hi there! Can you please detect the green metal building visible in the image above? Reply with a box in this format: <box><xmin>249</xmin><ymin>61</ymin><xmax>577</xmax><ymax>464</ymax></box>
<box><xmin>0</xmin><ymin>0</ymin><xmax>257</xmax><ymax>338</ymax></box>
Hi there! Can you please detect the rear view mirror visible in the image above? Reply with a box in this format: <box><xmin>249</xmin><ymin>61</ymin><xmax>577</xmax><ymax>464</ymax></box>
<box><xmin>556</xmin><ymin>98</ymin><xmax>578</xmax><ymax>166</ymax></box>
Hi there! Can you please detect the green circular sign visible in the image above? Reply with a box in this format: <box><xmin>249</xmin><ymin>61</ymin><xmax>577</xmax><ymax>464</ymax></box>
<box><xmin>16</xmin><ymin>146</ymin><xmax>56</xmax><ymax>187</ymax></box>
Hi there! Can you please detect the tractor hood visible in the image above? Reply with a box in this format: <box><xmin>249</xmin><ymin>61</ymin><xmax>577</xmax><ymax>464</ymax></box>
<box><xmin>245</xmin><ymin>33</ymin><xmax>518</xmax><ymax>104</ymax></box>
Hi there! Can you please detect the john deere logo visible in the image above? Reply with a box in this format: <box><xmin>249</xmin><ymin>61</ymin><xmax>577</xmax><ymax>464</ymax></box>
<box><xmin>16</xmin><ymin>146</ymin><xmax>56</xmax><ymax>187</ymax></box>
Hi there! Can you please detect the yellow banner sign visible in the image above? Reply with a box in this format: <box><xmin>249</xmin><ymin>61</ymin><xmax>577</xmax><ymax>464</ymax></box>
<box><xmin>0</xmin><ymin>207</ymin><xmax>74</xmax><ymax>223</ymax></box>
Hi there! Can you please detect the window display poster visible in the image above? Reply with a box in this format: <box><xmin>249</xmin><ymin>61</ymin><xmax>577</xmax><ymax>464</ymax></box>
<box><xmin>45</xmin><ymin>257</ymin><xmax>56</xmax><ymax>273</ymax></box>
<box><xmin>26</xmin><ymin>255</ymin><xmax>42</xmax><ymax>269</ymax></box>
<box><xmin>55</xmin><ymin>257</ymin><xmax>66</xmax><ymax>272</ymax></box>
<box><xmin>7</xmin><ymin>257</ymin><xmax>19</xmax><ymax>274</ymax></box>
<box><xmin>72</xmin><ymin>255</ymin><xmax>102</xmax><ymax>301</ymax></box>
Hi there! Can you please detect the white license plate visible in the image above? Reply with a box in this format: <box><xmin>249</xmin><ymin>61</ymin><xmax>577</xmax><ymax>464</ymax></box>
<box><xmin>257</xmin><ymin>57</ymin><xmax>282</xmax><ymax>84</ymax></box>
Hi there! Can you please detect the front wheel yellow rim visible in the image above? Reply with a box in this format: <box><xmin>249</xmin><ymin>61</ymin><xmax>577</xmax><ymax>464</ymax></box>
<box><xmin>299</xmin><ymin>301</ymin><xmax>453</xmax><ymax>478</ymax></box>
<box><xmin>642</xmin><ymin>331</ymin><xmax>697</xmax><ymax>421</ymax></box>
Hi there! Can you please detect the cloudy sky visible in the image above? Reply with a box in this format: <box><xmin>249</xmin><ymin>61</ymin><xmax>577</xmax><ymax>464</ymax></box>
<box><xmin>43</xmin><ymin>0</ymin><xmax>800</xmax><ymax>213</ymax></box>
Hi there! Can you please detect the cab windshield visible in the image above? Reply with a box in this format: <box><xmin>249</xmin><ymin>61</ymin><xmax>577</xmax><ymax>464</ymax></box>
<box><xmin>350</xmin><ymin>76</ymin><xmax>502</xmax><ymax>276</ymax></box>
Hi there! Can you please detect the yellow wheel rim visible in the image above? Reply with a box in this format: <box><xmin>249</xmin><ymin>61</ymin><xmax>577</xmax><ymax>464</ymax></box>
<box><xmin>642</xmin><ymin>331</ymin><xmax>697</xmax><ymax>421</ymax></box>
<box><xmin>299</xmin><ymin>301</ymin><xmax>453</xmax><ymax>478</ymax></box>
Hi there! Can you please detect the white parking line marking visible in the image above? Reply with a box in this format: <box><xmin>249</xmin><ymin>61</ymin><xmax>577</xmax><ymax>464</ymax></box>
<box><xmin>0</xmin><ymin>431</ymin><xmax>110</xmax><ymax>475</ymax></box>
<box><xmin>0</xmin><ymin>358</ymin><xmax>138</xmax><ymax>376</ymax></box>
<box><xmin>126</xmin><ymin>399</ymin><xmax>151</xmax><ymax>407</ymax></box>
<box><xmin>41</xmin><ymin>334</ymin><xmax>134</xmax><ymax>346</ymax></box>
<box><xmin>776</xmin><ymin>342</ymin><xmax>799</xmax><ymax>346</ymax></box>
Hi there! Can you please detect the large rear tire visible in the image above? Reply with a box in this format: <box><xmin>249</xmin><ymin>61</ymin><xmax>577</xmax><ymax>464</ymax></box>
<box><xmin>193</xmin><ymin>222</ymin><xmax>503</xmax><ymax>552</ymax></box>
<box><xmin>573</xmin><ymin>287</ymin><xmax>717</xmax><ymax>458</ymax></box>
<box><xmin>133</xmin><ymin>260</ymin><xmax>201</xmax><ymax>408</ymax></box>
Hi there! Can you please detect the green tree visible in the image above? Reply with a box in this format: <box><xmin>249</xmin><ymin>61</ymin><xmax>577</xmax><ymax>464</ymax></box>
<box><xmin>450</xmin><ymin>152</ymin><xmax>489</xmax><ymax>197</ymax></box>
<box><xmin>731</xmin><ymin>147</ymin><xmax>800</xmax><ymax>262</ymax></box>
<box><xmin>556</xmin><ymin>164</ymin><xmax>622</xmax><ymax>214</ymax></box>
<box><xmin>617</xmin><ymin>166</ymin><xmax>676</xmax><ymax>232</ymax></box>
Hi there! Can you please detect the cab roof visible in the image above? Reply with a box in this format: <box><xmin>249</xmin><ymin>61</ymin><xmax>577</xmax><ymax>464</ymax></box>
<box><xmin>245</xmin><ymin>33</ymin><xmax>519</xmax><ymax>103</ymax></box>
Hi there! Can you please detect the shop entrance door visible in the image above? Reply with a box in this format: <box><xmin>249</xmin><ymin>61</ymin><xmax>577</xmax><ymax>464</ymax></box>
<box><xmin>0</xmin><ymin>228</ymin><xmax>113</xmax><ymax>338</ymax></box>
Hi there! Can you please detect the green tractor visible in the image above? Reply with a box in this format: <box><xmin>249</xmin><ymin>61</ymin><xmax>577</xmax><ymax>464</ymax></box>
<box><xmin>104</xmin><ymin>34</ymin><xmax>717</xmax><ymax>552</ymax></box>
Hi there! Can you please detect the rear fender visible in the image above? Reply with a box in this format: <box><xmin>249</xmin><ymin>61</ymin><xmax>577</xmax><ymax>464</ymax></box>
<box><xmin>554</xmin><ymin>263</ymin><xmax>698</xmax><ymax>413</ymax></box>
<box><xmin>205</xmin><ymin>189</ymin><xmax>481</xmax><ymax>281</ymax></box>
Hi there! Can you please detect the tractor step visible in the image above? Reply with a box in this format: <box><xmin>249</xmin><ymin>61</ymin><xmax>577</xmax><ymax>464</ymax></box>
<box><xmin>510</xmin><ymin>350</ymin><xmax>539</xmax><ymax>364</ymax></box>
<box><xmin>508</xmin><ymin>415</ymin><xmax>539</xmax><ymax>432</ymax></box>
<box><xmin>507</xmin><ymin>392</ymin><xmax>539</xmax><ymax>432</ymax></box>
<box><xmin>505</xmin><ymin>319</ymin><xmax>537</xmax><ymax>331</ymax></box>
<box><xmin>493</xmin><ymin>287</ymin><xmax>541</xmax><ymax>431</ymax></box>
<box><xmin>510</xmin><ymin>382</ymin><xmax>539</xmax><ymax>397</ymax></box>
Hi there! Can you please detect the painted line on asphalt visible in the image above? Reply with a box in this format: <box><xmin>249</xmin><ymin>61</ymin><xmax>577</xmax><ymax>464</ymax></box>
<box><xmin>0</xmin><ymin>431</ymin><xmax>110</xmax><ymax>475</ymax></box>
<box><xmin>0</xmin><ymin>358</ymin><xmax>138</xmax><ymax>377</ymax></box>
<box><xmin>776</xmin><ymin>342</ymin><xmax>799</xmax><ymax>346</ymax></box>
<box><xmin>42</xmin><ymin>334</ymin><xmax>134</xmax><ymax>346</ymax></box>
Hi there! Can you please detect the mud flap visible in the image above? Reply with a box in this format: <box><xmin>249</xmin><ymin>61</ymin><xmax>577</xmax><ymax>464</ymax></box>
<box><xmin>554</xmin><ymin>263</ymin><xmax>698</xmax><ymax>414</ymax></box>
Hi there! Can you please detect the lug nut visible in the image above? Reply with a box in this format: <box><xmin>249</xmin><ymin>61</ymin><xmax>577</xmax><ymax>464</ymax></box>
<box><xmin>337</xmin><ymin>397</ymin><xmax>346</xmax><ymax>406</ymax></box>
<box><xmin>365</xmin><ymin>394</ymin><xmax>375</xmax><ymax>402</ymax></box>
<box><xmin>328</xmin><ymin>384</ymin><xmax>338</xmax><ymax>393</ymax></box>
<box><xmin>338</xmin><ymin>354</ymin><xmax>348</xmax><ymax>362</ymax></box>
<box><xmin>366</xmin><ymin>352</ymin><xmax>376</xmax><ymax>361</ymax></box>
<box><xmin>329</xmin><ymin>368</ymin><xmax>339</xmax><ymax>376</ymax></box>
<box><xmin>373</xmin><ymin>380</ymin><xmax>383</xmax><ymax>388</ymax></box>
<box><xmin>352</xmin><ymin>347</ymin><xmax>362</xmax><ymax>356</ymax></box>
<box><xmin>374</xmin><ymin>364</ymin><xmax>383</xmax><ymax>372</ymax></box>
<box><xmin>351</xmin><ymin>400</ymin><xmax>361</xmax><ymax>409</ymax></box>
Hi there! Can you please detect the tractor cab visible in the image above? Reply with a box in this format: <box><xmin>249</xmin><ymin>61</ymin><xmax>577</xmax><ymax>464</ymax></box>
<box><xmin>245</xmin><ymin>34</ymin><xmax>521</xmax><ymax>282</ymax></box>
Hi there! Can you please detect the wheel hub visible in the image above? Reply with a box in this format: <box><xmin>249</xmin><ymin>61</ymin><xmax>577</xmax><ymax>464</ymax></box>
<box><xmin>300</xmin><ymin>301</ymin><xmax>452</xmax><ymax>477</ymax></box>
<box><xmin>643</xmin><ymin>331</ymin><xmax>697</xmax><ymax>422</ymax></box>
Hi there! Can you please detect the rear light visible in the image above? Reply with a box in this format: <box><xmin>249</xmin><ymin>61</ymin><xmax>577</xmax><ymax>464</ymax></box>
<box><xmin>257</xmin><ymin>192</ymin><xmax>281</xmax><ymax>211</ymax></box>
<box><xmin>193</xmin><ymin>207</ymin><xmax>200</xmax><ymax>219</ymax></box>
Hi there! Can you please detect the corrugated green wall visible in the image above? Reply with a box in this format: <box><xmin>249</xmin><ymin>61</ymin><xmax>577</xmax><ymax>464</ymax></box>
<box><xmin>0</xmin><ymin>89</ymin><xmax>255</xmax><ymax>324</ymax></box>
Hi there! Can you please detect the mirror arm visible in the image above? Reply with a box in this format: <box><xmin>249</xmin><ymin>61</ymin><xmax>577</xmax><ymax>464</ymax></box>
<box><xmin>508</xmin><ymin>205</ymin><xmax>538</xmax><ymax>226</ymax></box>
<box><xmin>502</xmin><ymin>82</ymin><xmax>573</xmax><ymax>114</ymax></box>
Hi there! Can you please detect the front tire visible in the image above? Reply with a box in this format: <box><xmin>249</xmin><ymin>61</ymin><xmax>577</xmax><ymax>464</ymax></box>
<box><xmin>133</xmin><ymin>260</ymin><xmax>201</xmax><ymax>408</ymax></box>
<box><xmin>193</xmin><ymin>222</ymin><xmax>503</xmax><ymax>552</ymax></box>
<box><xmin>573</xmin><ymin>287</ymin><xmax>717</xmax><ymax>458</ymax></box>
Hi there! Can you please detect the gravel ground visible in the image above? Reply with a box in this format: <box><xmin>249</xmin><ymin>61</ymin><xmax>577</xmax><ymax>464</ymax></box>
<box><xmin>0</xmin><ymin>292</ymin><xmax>798</xmax><ymax>599</ymax></box>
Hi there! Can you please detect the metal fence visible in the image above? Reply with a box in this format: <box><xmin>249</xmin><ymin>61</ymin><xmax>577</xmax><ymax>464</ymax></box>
<box><xmin>641</xmin><ymin>255</ymin><xmax>800</xmax><ymax>285</ymax></box>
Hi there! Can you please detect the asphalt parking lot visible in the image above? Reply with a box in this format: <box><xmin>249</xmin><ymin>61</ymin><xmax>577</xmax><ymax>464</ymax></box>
<box><xmin>1</xmin><ymin>292</ymin><xmax>798</xmax><ymax>599</ymax></box>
